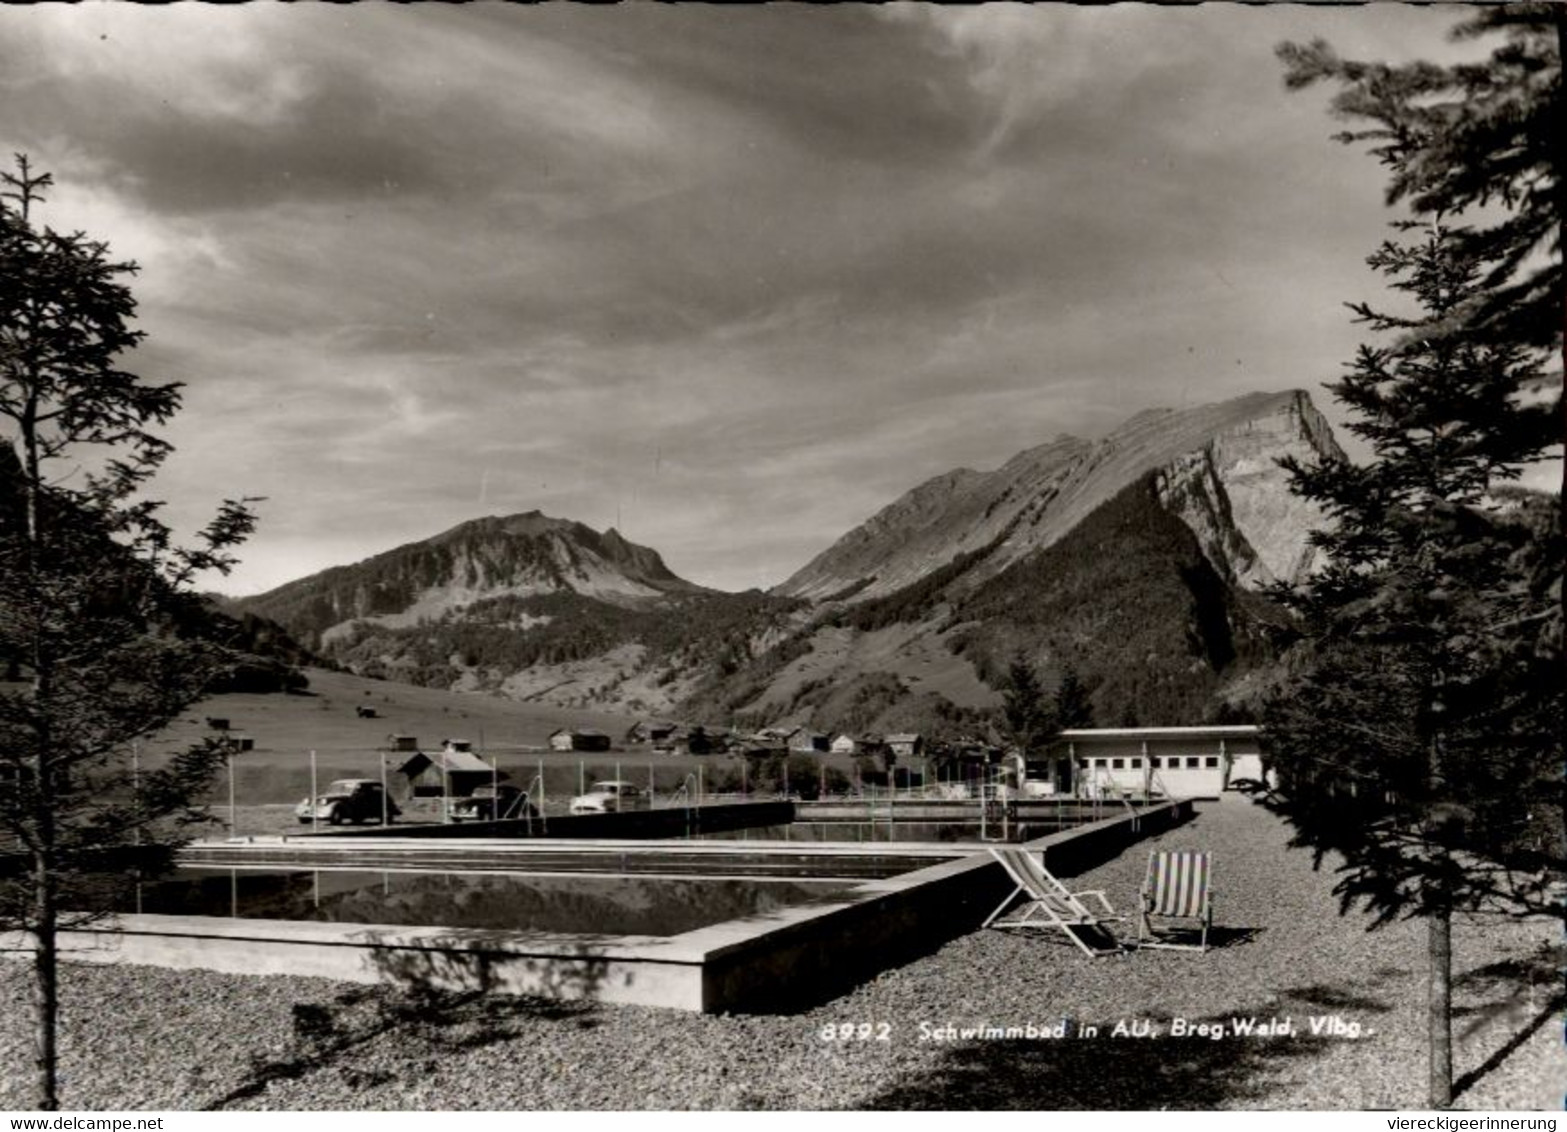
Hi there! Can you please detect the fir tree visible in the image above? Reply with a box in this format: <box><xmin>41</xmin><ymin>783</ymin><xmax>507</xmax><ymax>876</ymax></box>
<box><xmin>1278</xmin><ymin>4</ymin><xmax>1563</xmax><ymax>518</ymax></box>
<box><xmin>997</xmin><ymin>653</ymin><xmax>1058</xmax><ymax>762</ymax></box>
<box><xmin>1262</xmin><ymin>221</ymin><xmax>1561</xmax><ymax>1108</ymax></box>
<box><xmin>1053</xmin><ymin>666</ymin><xmax>1095</xmax><ymax>730</ymax></box>
<box><xmin>0</xmin><ymin>157</ymin><xmax>256</xmax><ymax>1110</ymax></box>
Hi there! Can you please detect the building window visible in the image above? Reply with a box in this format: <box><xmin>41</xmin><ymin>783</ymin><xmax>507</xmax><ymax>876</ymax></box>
<box><xmin>1130</xmin><ymin>758</ymin><xmax>1142</xmax><ymax>769</ymax></box>
<box><xmin>1204</xmin><ymin>756</ymin><xmax>1219</xmax><ymax>768</ymax></box>
<box><xmin>1186</xmin><ymin>756</ymin><xmax>1200</xmax><ymax>769</ymax></box>
<box><xmin>1111</xmin><ymin>758</ymin><xmax>1125</xmax><ymax>769</ymax></box>
<box><xmin>1077</xmin><ymin>760</ymin><xmax>1088</xmax><ymax>769</ymax></box>
<box><xmin>1149</xmin><ymin>757</ymin><xmax>1161</xmax><ymax>769</ymax></box>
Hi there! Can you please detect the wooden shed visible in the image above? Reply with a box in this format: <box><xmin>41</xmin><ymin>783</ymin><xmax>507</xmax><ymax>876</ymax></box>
<box><xmin>785</xmin><ymin>726</ymin><xmax>830</xmax><ymax>753</ymax></box>
<box><xmin>397</xmin><ymin>748</ymin><xmax>505</xmax><ymax>799</ymax></box>
<box><xmin>548</xmin><ymin>728</ymin><xmax>612</xmax><ymax>753</ymax></box>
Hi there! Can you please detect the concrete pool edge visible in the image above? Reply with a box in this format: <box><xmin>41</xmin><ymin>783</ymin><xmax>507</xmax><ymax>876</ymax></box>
<box><xmin>25</xmin><ymin>800</ymin><xmax>1193</xmax><ymax>1013</ymax></box>
<box><xmin>693</xmin><ymin>798</ymin><xmax>1194</xmax><ymax>1011</ymax></box>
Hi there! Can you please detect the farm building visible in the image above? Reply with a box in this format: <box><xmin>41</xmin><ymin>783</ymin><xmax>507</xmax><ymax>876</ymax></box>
<box><xmin>397</xmin><ymin>746</ymin><xmax>505</xmax><ymax>799</ymax></box>
<box><xmin>1039</xmin><ymin>725</ymin><xmax>1264</xmax><ymax>798</ymax></box>
<box><xmin>386</xmin><ymin>734</ymin><xmax>419</xmax><ymax>752</ymax></box>
<box><xmin>830</xmin><ymin>734</ymin><xmax>859</xmax><ymax>756</ymax></box>
<box><xmin>784</xmin><ymin>726</ymin><xmax>830</xmax><ymax>753</ymax></box>
<box><xmin>658</xmin><ymin>725</ymin><xmax>722</xmax><ymax>756</ymax></box>
<box><xmin>886</xmin><ymin>733</ymin><xmax>924</xmax><ymax>760</ymax></box>
<box><xmin>743</xmin><ymin>730</ymin><xmax>789</xmax><ymax>757</ymax></box>
<box><xmin>625</xmin><ymin>720</ymin><xmax>677</xmax><ymax>746</ymax></box>
<box><xmin>549</xmin><ymin>728</ymin><xmax>612</xmax><ymax>753</ymax></box>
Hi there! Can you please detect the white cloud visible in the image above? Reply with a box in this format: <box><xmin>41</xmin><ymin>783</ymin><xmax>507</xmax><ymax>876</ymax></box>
<box><xmin>882</xmin><ymin>3</ymin><xmax>1155</xmax><ymax>159</ymax></box>
<box><xmin>5</xmin><ymin>3</ymin><xmax>1513</xmax><ymax>601</ymax></box>
<box><xmin>8</xmin><ymin>4</ymin><xmax>315</xmax><ymax>125</ymax></box>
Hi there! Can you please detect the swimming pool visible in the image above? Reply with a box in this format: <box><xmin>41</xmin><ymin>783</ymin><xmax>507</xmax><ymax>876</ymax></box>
<box><xmin>127</xmin><ymin>868</ymin><xmax>855</xmax><ymax>937</ymax></box>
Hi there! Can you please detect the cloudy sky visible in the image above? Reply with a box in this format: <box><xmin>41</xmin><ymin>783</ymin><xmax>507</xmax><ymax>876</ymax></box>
<box><xmin>0</xmin><ymin>3</ymin><xmax>1520</xmax><ymax>595</ymax></box>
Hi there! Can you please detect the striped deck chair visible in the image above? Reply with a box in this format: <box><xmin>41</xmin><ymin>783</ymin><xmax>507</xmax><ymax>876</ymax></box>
<box><xmin>984</xmin><ymin>847</ymin><xmax>1123</xmax><ymax>957</ymax></box>
<box><xmin>1137</xmin><ymin>850</ymin><xmax>1213</xmax><ymax>952</ymax></box>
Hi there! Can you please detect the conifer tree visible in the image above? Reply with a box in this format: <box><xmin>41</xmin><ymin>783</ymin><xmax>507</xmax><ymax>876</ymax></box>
<box><xmin>0</xmin><ymin>156</ymin><xmax>256</xmax><ymax>1110</ymax></box>
<box><xmin>1262</xmin><ymin>221</ymin><xmax>1560</xmax><ymax>1108</ymax></box>
<box><xmin>1274</xmin><ymin>15</ymin><xmax>1562</xmax><ymax>1103</ymax></box>
<box><xmin>1053</xmin><ymin>666</ymin><xmax>1094</xmax><ymax>730</ymax></box>
<box><xmin>1278</xmin><ymin>3</ymin><xmax>1563</xmax><ymax>501</ymax></box>
<box><xmin>997</xmin><ymin>654</ymin><xmax>1057</xmax><ymax>765</ymax></box>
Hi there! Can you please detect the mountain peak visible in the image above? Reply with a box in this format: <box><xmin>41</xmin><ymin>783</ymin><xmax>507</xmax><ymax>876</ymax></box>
<box><xmin>238</xmin><ymin>508</ymin><xmax>708</xmax><ymax>645</ymax></box>
<box><xmin>775</xmin><ymin>388</ymin><xmax>1343</xmax><ymax>602</ymax></box>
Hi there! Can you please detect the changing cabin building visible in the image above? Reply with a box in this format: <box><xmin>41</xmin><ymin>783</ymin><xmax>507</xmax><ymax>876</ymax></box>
<box><xmin>397</xmin><ymin>744</ymin><xmax>504</xmax><ymax>800</ymax></box>
<box><xmin>1036</xmin><ymin>725</ymin><xmax>1264</xmax><ymax>799</ymax></box>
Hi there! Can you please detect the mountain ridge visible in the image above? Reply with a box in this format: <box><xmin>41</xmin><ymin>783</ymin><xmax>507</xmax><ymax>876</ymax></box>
<box><xmin>233</xmin><ymin>388</ymin><xmax>1348</xmax><ymax>728</ymax></box>
<box><xmin>775</xmin><ymin>388</ymin><xmax>1344</xmax><ymax>603</ymax></box>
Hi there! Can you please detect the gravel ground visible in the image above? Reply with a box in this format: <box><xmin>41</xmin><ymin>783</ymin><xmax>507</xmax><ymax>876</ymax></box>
<box><xmin>1</xmin><ymin>799</ymin><xmax>1559</xmax><ymax>1111</ymax></box>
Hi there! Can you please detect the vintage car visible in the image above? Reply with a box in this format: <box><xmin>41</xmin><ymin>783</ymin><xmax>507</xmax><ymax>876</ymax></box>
<box><xmin>295</xmin><ymin>779</ymin><xmax>399</xmax><ymax>825</ymax></box>
<box><xmin>449</xmin><ymin>784</ymin><xmax>533</xmax><ymax>822</ymax></box>
<box><xmin>568</xmin><ymin>780</ymin><xmax>646</xmax><ymax>814</ymax></box>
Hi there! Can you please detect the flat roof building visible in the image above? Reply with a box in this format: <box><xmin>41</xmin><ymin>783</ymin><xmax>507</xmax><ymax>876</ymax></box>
<box><xmin>1034</xmin><ymin>725</ymin><xmax>1264</xmax><ymax>799</ymax></box>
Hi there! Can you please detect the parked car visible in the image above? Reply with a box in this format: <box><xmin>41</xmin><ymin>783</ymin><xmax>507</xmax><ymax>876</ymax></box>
<box><xmin>295</xmin><ymin>779</ymin><xmax>399</xmax><ymax>825</ymax></box>
<box><xmin>569</xmin><ymin>780</ymin><xmax>646</xmax><ymax>814</ymax></box>
<box><xmin>450</xmin><ymin>784</ymin><xmax>533</xmax><ymax>822</ymax></box>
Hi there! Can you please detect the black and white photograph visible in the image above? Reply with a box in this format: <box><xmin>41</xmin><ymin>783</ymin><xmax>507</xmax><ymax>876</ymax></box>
<box><xmin>0</xmin><ymin>1</ymin><xmax>1561</xmax><ymax>1116</ymax></box>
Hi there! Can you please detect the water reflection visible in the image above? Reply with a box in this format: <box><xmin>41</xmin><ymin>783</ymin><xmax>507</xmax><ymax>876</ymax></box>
<box><xmin>125</xmin><ymin>869</ymin><xmax>853</xmax><ymax>937</ymax></box>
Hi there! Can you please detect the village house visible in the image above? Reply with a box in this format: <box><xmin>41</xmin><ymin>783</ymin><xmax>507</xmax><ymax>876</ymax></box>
<box><xmin>625</xmin><ymin>720</ymin><xmax>677</xmax><ymax>746</ymax></box>
<box><xmin>656</xmin><ymin>725</ymin><xmax>720</xmax><ymax>756</ymax></box>
<box><xmin>886</xmin><ymin>733</ymin><xmax>924</xmax><ymax>760</ymax></box>
<box><xmin>784</xmin><ymin>726</ymin><xmax>830</xmax><ymax>754</ymax></box>
<box><xmin>742</xmin><ymin>730</ymin><xmax>788</xmax><ymax>758</ymax></box>
<box><xmin>549</xmin><ymin>728</ymin><xmax>612</xmax><ymax>753</ymax></box>
<box><xmin>829</xmin><ymin>734</ymin><xmax>859</xmax><ymax>756</ymax></box>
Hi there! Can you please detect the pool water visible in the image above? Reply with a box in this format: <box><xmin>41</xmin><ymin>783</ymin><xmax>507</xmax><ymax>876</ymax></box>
<box><xmin>126</xmin><ymin>868</ymin><xmax>855</xmax><ymax>937</ymax></box>
<box><xmin>697</xmin><ymin>822</ymin><xmax>1068</xmax><ymax>843</ymax></box>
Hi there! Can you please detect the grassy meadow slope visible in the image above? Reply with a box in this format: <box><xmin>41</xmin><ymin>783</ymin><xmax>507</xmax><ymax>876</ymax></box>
<box><xmin>682</xmin><ymin>473</ymin><xmax>1288</xmax><ymax>733</ymax></box>
<box><xmin>137</xmin><ymin>668</ymin><xmax>649</xmax><ymax>805</ymax></box>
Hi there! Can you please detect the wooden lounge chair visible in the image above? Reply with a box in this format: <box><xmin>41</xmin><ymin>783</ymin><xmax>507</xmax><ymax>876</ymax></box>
<box><xmin>1137</xmin><ymin>850</ymin><xmax>1213</xmax><ymax>952</ymax></box>
<box><xmin>984</xmin><ymin>847</ymin><xmax>1123</xmax><ymax>957</ymax></box>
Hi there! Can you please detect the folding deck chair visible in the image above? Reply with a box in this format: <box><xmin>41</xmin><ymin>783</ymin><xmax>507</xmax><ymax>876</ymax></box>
<box><xmin>984</xmin><ymin>847</ymin><xmax>1123</xmax><ymax>957</ymax></box>
<box><xmin>1137</xmin><ymin>850</ymin><xmax>1213</xmax><ymax>952</ymax></box>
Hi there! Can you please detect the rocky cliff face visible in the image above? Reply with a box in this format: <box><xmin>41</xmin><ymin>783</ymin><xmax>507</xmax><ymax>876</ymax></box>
<box><xmin>1153</xmin><ymin>391</ymin><xmax>1344</xmax><ymax>587</ymax></box>
<box><xmin>776</xmin><ymin>389</ymin><xmax>1344</xmax><ymax>602</ymax></box>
